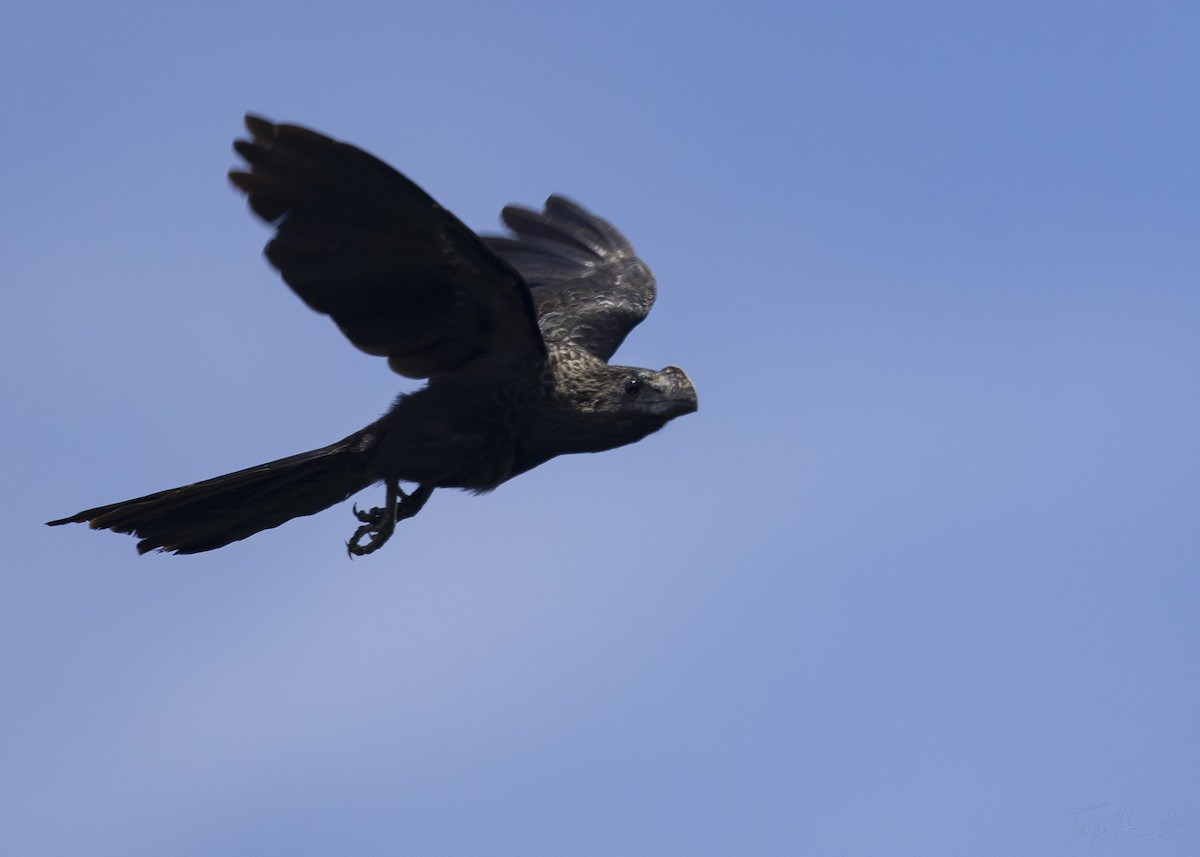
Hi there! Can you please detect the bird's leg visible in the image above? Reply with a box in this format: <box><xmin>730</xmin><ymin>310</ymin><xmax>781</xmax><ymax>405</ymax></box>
<box><xmin>347</xmin><ymin>482</ymin><xmax>433</xmax><ymax>557</ymax></box>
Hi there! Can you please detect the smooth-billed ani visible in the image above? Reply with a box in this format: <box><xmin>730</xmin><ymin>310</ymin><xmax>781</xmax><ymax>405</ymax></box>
<box><xmin>47</xmin><ymin>115</ymin><xmax>698</xmax><ymax>556</ymax></box>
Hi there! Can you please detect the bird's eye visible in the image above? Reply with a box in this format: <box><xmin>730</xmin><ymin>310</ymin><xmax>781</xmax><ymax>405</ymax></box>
<box><xmin>624</xmin><ymin>377</ymin><xmax>643</xmax><ymax>395</ymax></box>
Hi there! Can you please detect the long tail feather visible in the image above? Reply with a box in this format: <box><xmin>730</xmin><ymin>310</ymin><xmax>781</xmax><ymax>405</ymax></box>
<box><xmin>47</xmin><ymin>433</ymin><xmax>376</xmax><ymax>554</ymax></box>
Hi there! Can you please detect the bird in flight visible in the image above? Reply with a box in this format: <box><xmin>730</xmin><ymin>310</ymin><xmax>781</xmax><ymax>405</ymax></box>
<box><xmin>48</xmin><ymin>115</ymin><xmax>697</xmax><ymax>556</ymax></box>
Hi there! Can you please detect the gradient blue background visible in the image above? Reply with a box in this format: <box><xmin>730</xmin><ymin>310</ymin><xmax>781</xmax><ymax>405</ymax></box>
<box><xmin>4</xmin><ymin>1</ymin><xmax>1197</xmax><ymax>854</ymax></box>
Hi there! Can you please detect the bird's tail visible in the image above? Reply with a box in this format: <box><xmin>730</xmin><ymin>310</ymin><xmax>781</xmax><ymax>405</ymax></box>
<box><xmin>47</xmin><ymin>432</ymin><xmax>376</xmax><ymax>554</ymax></box>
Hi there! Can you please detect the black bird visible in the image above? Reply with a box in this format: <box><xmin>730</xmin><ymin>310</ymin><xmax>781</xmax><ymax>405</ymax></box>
<box><xmin>47</xmin><ymin>115</ymin><xmax>697</xmax><ymax>556</ymax></box>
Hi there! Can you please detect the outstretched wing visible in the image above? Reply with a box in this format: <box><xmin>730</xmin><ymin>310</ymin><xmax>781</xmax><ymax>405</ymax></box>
<box><xmin>229</xmin><ymin>115</ymin><xmax>546</xmax><ymax>380</ymax></box>
<box><xmin>485</xmin><ymin>196</ymin><xmax>656</xmax><ymax>363</ymax></box>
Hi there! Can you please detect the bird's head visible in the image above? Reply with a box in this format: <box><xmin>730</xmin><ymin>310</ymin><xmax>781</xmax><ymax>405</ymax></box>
<box><xmin>607</xmin><ymin>364</ymin><xmax>698</xmax><ymax>422</ymax></box>
<box><xmin>541</xmin><ymin>345</ymin><xmax>697</xmax><ymax>455</ymax></box>
<box><xmin>562</xmin><ymin>362</ymin><xmax>697</xmax><ymax>449</ymax></box>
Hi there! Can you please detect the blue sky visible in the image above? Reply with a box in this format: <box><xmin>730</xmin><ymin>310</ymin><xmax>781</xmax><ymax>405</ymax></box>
<box><xmin>3</xmin><ymin>1</ymin><xmax>1197</xmax><ymax>854</ymax></box>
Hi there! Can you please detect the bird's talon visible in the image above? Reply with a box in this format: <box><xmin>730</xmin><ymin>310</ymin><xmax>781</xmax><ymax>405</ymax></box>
<box><xmin>345</xmin><ymin>482</ymin><xmax>402</xmax><ymax>557</ymax></box>
<box><xmin>347</xmin><ymin>521</ymin><xmax>389</xmax><ymax>557</ymax></box>
<box><xmin>353</xmin><ymin>503</ymin><xmax>384</xmax><ymax>524</ymax></box>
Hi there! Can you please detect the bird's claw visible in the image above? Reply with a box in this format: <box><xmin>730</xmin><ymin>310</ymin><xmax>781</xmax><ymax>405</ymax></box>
<box><xmin>347</xmin><ymin>511</ymin><xmax>394</xmax><ymax>557</ymax></box>
<box><xmin>345</xmin><ymin>483</ymin><xmax>433</xmax><ymax>559</ymax></box>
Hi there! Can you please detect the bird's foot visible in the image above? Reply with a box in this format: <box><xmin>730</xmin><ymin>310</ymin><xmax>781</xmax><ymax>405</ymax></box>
<box><xmin>347</xmin><ymin>480</ymin><xmax>400</xmax><ymax>557</ymax></box>
<box><xmin>348</xmin><ymin>506</ymin><xmax>395</xmax><ymax>556</ymax></box>
<box><xmin>346</xmin><ymin>482</ymin><xmax>433</xmax><ymax>557</ymax></box>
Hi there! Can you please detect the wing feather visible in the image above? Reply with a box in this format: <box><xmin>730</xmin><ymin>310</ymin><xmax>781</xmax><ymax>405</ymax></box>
<box><xmin>229</xmin><ymin>115</ymin><xmax>546</xmax><ymax>380</ymax></box>
<box><xmin>485</xmin><ymin>196</ymin><xmax>656</xmax><ymax>363</ymax></box>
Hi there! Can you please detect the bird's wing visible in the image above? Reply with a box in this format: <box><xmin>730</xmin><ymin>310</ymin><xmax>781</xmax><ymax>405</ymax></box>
<box><xmin>484</xmin><ymin>196</ymin><xmax>656</xmax><ymax>363</ymax></box>
<box><xmin>229</xmin><ymin>115</ymin><xmax>546</xmax><ymax>380</ymax></box>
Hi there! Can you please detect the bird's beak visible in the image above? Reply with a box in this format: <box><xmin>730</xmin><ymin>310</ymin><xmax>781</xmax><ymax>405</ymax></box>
<box><xmin>655</xmin><ymin>365</ymin><xmax>698</xmax><ymax>417</ymax></box>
